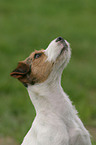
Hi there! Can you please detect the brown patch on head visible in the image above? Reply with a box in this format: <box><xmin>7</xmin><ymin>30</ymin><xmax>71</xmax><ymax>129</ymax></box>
<box><xmin>10</xmin><ymin>50</ymin><xmax>53</xmax><ymax>87</ymax></box>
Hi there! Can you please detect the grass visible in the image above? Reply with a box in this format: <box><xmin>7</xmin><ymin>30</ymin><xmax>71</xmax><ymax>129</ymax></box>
<box><xmin>0</xmin><ymin>0</ymin><xmax>96</xmax><ymax>144</ymax></box>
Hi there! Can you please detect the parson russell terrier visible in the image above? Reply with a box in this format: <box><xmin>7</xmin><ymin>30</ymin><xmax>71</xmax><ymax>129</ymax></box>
<box><xmin>10</xmin><ymin>37</ymin><xmax>92</xmax><ymax>145</ymax></box>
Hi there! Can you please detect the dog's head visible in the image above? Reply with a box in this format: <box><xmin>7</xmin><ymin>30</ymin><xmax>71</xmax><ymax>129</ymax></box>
<box><xmin>10</xmin><ymin>37</ymin><xmax>71</xmax><ymax>87</ymax></box>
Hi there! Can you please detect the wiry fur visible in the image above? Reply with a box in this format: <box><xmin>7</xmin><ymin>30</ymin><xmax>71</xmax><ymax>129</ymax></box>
<box><xmin>11</xmin><ymin>37</ymin><xmax>92</xmax><ymax>145</ymax></box>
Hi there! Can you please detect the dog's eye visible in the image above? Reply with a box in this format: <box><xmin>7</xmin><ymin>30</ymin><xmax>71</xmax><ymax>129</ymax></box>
<box><xmin>34</xmin><ymin>53</ymin><xmax>42</xmax><ymax>59</ymax></box>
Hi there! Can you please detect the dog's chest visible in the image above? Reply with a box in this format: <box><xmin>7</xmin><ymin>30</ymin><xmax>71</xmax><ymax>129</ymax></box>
<box><xmin>21</xmin><ymin>114</ymin><xmax>68</xmax><ymax>145</ymax></box>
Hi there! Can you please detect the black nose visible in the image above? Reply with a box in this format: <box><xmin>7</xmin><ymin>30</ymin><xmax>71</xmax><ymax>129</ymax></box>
<box><xmin>56</xmin><ymin>36</ymin><xmax>64</xmax><ymax>42</ymax></box>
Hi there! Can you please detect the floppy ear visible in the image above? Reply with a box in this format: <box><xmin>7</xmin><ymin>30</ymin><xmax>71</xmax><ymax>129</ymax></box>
<box><xmin>10</xmin><ymin>61</ymin><xmax>30</xmax><ymax>79</ymax></box>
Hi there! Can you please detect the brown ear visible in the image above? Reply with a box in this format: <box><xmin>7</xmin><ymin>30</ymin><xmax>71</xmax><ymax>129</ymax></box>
<box><xmin>10</xmin><ymin>61</ymin><xmax>30</xmax><ymax>79</ymax></box>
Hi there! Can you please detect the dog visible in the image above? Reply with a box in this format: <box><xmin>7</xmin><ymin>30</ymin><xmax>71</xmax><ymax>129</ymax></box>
<box><xmin>10</xmin><ymin>37</ymin><xmax>92</xmax><ymax>145</ymax></box>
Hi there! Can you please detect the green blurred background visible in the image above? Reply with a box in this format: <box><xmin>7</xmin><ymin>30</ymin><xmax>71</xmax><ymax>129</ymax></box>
<box><xmin>0</xmin><ymin>0</ymin><xmax>96</xmax><ymax>144</ymax></box>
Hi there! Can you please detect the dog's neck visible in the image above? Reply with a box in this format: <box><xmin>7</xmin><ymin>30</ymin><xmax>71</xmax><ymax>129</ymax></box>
<box><xmin>27</xmin><ymin>76</ymin><xmax>75</xmax><ymax>121</ymax></box>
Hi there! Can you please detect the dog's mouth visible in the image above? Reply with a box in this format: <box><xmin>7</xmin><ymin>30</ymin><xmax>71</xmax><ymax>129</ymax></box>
<box><xmin>60</xmin><ymin>44</ymin><xmax>68</xmax><ymax>55</ymax></box>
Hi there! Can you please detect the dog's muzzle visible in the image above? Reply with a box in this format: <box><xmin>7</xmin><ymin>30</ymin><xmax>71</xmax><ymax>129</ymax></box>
<box><xmin>56</xmin><ymin>37</ymin><xmax>68</xmax><ymax>55</ymax></box>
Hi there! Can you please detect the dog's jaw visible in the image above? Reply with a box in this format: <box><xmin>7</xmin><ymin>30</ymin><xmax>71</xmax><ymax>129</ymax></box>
<box><xmin>45</xmin><ymin>38</ymin><xmax>71</xmax><ymax>74</ymax></box>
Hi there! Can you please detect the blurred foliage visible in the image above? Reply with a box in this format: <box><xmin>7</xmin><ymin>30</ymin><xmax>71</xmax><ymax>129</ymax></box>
<box><xmin>0</xmin><ymin>0</ymin><xmax>96</xmax><ymax>144</ymax></box>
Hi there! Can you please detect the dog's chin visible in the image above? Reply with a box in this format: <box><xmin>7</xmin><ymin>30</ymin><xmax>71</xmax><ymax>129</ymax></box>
<box><xmin>54</xmin><ymin>47</ymin><xmax>71</xmax><ymax>74</ymax></box>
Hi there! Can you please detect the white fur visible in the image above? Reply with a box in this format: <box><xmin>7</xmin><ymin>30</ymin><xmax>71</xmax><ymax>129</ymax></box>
<box><xmin>21</xmin><ymin>38</ymin><xmax>91</xmax><ymax>145</ymax></box>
